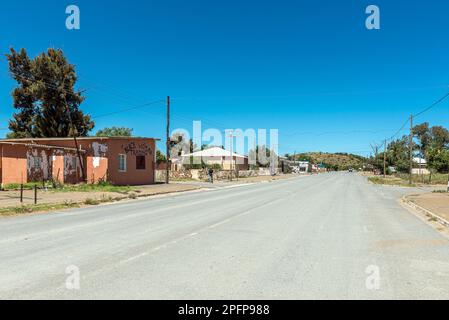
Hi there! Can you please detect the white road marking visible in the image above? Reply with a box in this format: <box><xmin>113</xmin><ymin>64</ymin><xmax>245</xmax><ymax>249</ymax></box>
<box><xmin>221</xmin><ymin>183</ymin><xmax>255</xmax><ymax>189</ymax></box>
<box><xmin>208</xmin><ymin>219</ymin><xmax>231</xmax><ymax>229</ymax></box>
<box><xmin>122</xmin><ymin>252</ymin><xmax>149</xmax><ymax>263</ymax></box>
<box><xmin>120</xmin><ymin>196</ymin><xmax>286</xmax><ymax>265</ymax></box>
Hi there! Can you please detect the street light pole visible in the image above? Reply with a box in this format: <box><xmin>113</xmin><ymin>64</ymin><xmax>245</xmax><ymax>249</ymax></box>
<box><xmin>166</xmin><ymin>96</ymin><xmax>170</xmax><ymax>184</ymax></box>
<box><xmin>383</xmin><ymin>139</ymin><xmax>387</xmax><ymax>179</ymax></box>
<box><xmin>63</xmin><ymin>95</ymin><xmax>85</xmax><ymax>182</ymax></box>
<box><xmin>409</xmin><ymin>114</ymin><xmax>414</xmax><ymax>185</ymax></box>
<box><xmin>228</xmin><ymin>130</ymin><xmax>234</xmax><ymax>181</ymax></box>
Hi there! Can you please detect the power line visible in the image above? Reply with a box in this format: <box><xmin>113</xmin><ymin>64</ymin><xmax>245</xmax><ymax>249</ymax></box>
<box><xmin>413</xmin><ymin>92</ymin><xmax>449</xmax><ymax>118</ymax></box>
<box><xmin>282</xmin><ymin>128</ymin><xmax>398</xmax><ymax>138</ymax></box>
<box><xmin>167</xmin><ymin>102</ymin><xmax>398</xmax><ymax>140</ymax></box>
<box><xmin>7</xmin><ymin>70</ymin><xmax>88</xmax><ymax>98</ymax></box>
<box><xmin>6</xmin><ymin>70</ymin><xmax>167</xmax><ymax>121</ymax></box>
<box><xmin>371</xmin><ymin>92</ymin><xmax>449</xmax><ymax>179</ymax></box>
<box><xmin>387</xmin><ymin>118</ymin><xmax>410</xmax><ymax>142</ymax></box>
<box><xmin>172</xmin><ymin>85</ymin><xmax>449</xmax><ymax>102</ymax></box>
<box><xmin>78</xmin><ymin>73</ymin><xmax>148</xmax><ymax>105</ymax></box>
<box><xmin>8</xmin><ymin>70</ymin><xmax>152</xmax><ymax>112</ymax></box>
<box><xmin>375</xmin><ymin>92</ymin><xmax>449</xmax><ymax>148</ymax></box>
<box><xmin>92</xmin><ymin>99</ymin><xmax>166</xmax><ymax>119</ymax></box>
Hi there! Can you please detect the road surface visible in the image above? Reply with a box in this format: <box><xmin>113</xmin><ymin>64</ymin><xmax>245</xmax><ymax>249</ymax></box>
<box><xmin>1</xmin><ymin>173</ymin><xmax>449</xmax><ymax>299</ymax></box>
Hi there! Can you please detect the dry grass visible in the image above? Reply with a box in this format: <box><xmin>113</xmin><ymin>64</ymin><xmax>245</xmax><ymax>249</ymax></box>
<box><xmin>395</xmin><ymin>173</ymin><xmax>448</xmax><ymax>185</ymax></box>
<box><xmin>368</xmin><ymin>176</ymin><xmax>415</xmax><ymax>187</ymax></box>
<box><xmin>0</xmin><ymin>194</ymin><xmax>137</xmax><ymax>217</ymax></box>
<box><xmin>368</xmin><ymin>172</ymin><xmax>449</xmax><ymax>187</ymax></box>
<box><xmin>0</xmin><ymin>202</ymin><xmax>81</xmax><ymax>216</ymax></box>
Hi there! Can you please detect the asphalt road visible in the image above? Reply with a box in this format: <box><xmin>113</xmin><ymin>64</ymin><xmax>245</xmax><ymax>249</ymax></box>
<box><xmin>1</xmin><ymin>172</ymin><xmax>449</xmax><ymax>300</ymax></box>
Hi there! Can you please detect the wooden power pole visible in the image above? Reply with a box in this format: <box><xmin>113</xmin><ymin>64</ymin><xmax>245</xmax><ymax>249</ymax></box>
<box><xmin>409</xmin><ymin>114</ymin><xmax>414</xmax><ymax>185</ymax></box>
<box><xmin>228</xmin><ymin>130</ymin><xmax>234</xmax><ymax>181</ymax></box>
<box><xmin>64</xmin><ymin>96</ymin><xmax>85</xmax><ymax>182</ymax></box>
<box><xmin>166</xmin><ymin>96</ymin><xmax>170</xmax><ymax>184</ymax></box>
<box><xmin>383</xmin><ymin>139</ymin><xmax>387</xmax><ymax>178</ymax></box>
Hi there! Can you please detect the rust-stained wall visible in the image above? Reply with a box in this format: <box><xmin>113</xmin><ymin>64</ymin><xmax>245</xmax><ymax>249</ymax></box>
<box><xmin>26</xmin><ymin>148</ymin><xmax>53</xmax><ymax>183</ymax></box>
<box><xmin>63</xmin><ymin>153</ymin><xmax>83</xmax><ymax>184</ymax></box>
<box><xmin>86</xmin><ymin>141</ymin><xmax>108</xmax><ymax>184</ymax></box>
<box><xmin>0</xmin><ymin>137</ymin><xmax>157</xmax><ymax>186</ymax></box>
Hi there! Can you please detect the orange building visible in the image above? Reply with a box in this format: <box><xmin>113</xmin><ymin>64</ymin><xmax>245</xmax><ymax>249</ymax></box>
<box><xmin>0</xmin><ymin>137</ymin><xmax>159</xmax><ymax>186</ymax></box>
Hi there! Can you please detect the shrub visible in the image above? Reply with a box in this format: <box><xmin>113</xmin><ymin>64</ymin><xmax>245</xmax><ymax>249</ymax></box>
<box><xmin>3</xmin><ymin>183</ymin><xmax>37</xmax><ymax>191</ymax></box>
<box><xmin>84</xmin><ymin>198</ymin><xmax>100</xmax><ymax>205</ymax></box>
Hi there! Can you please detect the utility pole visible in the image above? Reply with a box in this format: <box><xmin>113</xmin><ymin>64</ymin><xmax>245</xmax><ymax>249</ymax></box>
<box><xmin>376</xmin><ymin>146</ymin><xmax>379</xmax><ymax>173</ymax></box>
<box><xmin>409</xmin><ymin>114</ymin><xmax>414</xmax><ymax>185</ymax></box>
<box><xmin>370</xmin><ymin>143</ymin><xmax>379</xmax><ymax>174</ymax></box>
<box><xmin>383</xmin><ymin>139</ymin><xmax>387</xmax><ymax>178</ymax></box>
<box><xmin>63</xmin><ymin>96</ymin><xmax>85</xmax><ymax>182</ymax></box>
<box><xmin>294</xmin><ymin>151</ymin><xmax>296</xmax><ymax>173</ymax></box>
<box><xmin>447</xmin><ymin>169</ymin><xmax>449</xmax><ymax>192</ymax></box>
<box><xmin>166</xmin><ymin>96</ymin><xmax>170</xmax><ymax>184</ymax></box>
<box><xmin>228</xmin><ymin>130</ymin><xmax>234</xmax><ymax>181</ymax></box>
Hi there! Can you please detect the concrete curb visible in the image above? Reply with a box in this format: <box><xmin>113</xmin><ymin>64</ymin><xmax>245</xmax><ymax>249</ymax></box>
<box><xmin>133</xmin><ymin>186</ymin><xmax>203</xmax><ymax>198</ymax></box>
<box><xmin>402</xmin><ymin>196</ymin><xmax>449</xmax><ymax>228</ymax></box>
<box><xmin>0</xmin><ymin>186</ymin><xmax>207</xmax><ymax>218</ymax></box>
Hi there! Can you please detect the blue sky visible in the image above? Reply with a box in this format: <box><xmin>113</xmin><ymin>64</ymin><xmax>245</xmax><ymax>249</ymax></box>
<box><xmin>1</xmin><ymin>0</ymin><xmax>449</xmax><ymax>156</ymax></box>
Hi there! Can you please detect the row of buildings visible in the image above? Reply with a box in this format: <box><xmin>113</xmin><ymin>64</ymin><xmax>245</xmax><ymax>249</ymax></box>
<box><xmin>0</xmin><ymin>137</ymin><xmax>158</xmax><ymax>186</ymax></box>
<box><xmin>0</xmin><ymin>139</ymin><xmax>252</xmax><ymax>187</ymax></box>
<box><xmin>279</xmin><ymin>158</ymin><xmax>326</xmax><ymax>174</ymax></box>
<box><xmin>1</xmin><ymin>137</ymin><xmax>324</xmax><ymax>187</ymax></box>
<box><xmin>172</xmin><ymin>147</ymin><xmax>249</xmax><ymax>171</ymax></box>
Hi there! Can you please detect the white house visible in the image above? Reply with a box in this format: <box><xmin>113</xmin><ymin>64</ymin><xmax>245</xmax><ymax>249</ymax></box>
<box><xmin>298</xmin><ymin>161</ymin><xmax>312</xmax><ymax>173</ymax></box>
<box><xmin>181</xmin><ymin>147</ymin><xmax>249</xmax><ymax>170</ymax></box>
<box><xmin>412</xmin><ymin>157</ymin><xmax>430</xmax><ymax>175</ymax></box>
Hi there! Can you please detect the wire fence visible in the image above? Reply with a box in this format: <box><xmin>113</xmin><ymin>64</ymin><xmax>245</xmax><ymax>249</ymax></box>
<box><xmin>0</xmin><ymin>184</ymin><xmax>42</xmax><ymax>206</ymax></box>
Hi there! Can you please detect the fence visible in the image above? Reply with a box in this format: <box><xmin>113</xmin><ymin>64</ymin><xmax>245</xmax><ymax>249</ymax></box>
<box><xmin>0</xmin><ymin>184</ymin><xmax>42</xmax><ymax>206</ymax></box>
<box><xmin>156</xmin><ymin>168</ymin><xmax>282</xmax><ymax>183</ymax></box>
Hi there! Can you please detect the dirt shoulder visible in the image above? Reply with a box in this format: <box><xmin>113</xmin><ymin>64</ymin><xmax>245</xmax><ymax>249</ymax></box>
<box><xmin>0</xmin><ymin>174</ymin><xmax>300</xmax><ymax>217</ymax></box>
<box><xmin>174</xmin><ymin>173</ymin><xmax>304</xmax><ymax>184</ymax></box>
<box><xmin>231</xmin><ymin>173</ymin><xmax>302</xmax><ymax>183</ymax></box>
<box><xmin>0</xmin><ymin>183</ymin><xmax>202</xmax><ymax>217</ymax></box>
<box><xmin>0</xmin><ymin>173</ymin><xmax>305</xmax><ymax>217</ymax></box>
<box><xmin>406</xmin><ymin>192</ymin><xmax>449</xmax><ymax>223</ymax></box>
<box><xmin>362</xmin><ymin>172</ymin><xmax>447</xmax><ymax>189</ymax></box>
<box><xmin>171</xmin><ymin>173</ymin><xmax>307</xmax><ymax>188</ymax></box>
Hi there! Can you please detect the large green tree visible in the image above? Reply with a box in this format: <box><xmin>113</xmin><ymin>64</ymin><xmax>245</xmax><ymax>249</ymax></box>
<box><xmin>427</xmin><ymin>148</ymin><xmax>449</xmax><ymax>173</ymax></box>
<box><xmin>248</xmin><ymin>145</ymin><xmax>278</xmax><ymax>168</ymax></box>
<box><xmin>388</xmin><ymin>123</ymin><xmax>449</xmax><ymax>174</ymax></box>
<box><xmin>412</xmin><ymin>122</ymin><xmax>431</xmax><ymax>156</ymax></box>
<box><xmin>5</xmin><ymin>48</ymin><xmax>94</xmax><ymax>138</ymax></box>
<box><xmin>96</xmin><ymin>127</ymin><xmax>133</xmax><ymax>137</ymax></box>
<box><xmin>6</xmin><ymin>48</ymin><xmax>36</xmax><ymax>138</ymax></box>
<box><xmin>430</xmin><ymin>126</ymin><xmax>449</xmax><ymax>150</ymax></box>
<box><xmin>386</xmin><ymin>136</ymin><xmax>410</xmax><ymax>173</ymax></box>
<box><xmin>156</xmin><ymin>150</ymin><xmax>167</xmax><ymax>162</ymax></box>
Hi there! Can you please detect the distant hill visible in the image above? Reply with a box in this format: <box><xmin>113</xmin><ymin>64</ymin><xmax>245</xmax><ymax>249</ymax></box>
<box><xmin>294</xmin><ymin>152</ymin><xmax>366</xmax><ymax>171</ymax></box>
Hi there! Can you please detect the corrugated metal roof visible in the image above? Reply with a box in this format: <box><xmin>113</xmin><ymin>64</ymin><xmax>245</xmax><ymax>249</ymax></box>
<box><xmin>0</xmin><ymin>141</ymin><xmax>86</xmax><ymax>153</ymax></box>
<box><xmin>1</xmin><ymin>137</ymin><xmax>160</xmax><ymax>142</ymax></box>
<box><xmin>181</xmin><ymin>147</ymin><xmax>247</xmax><ymax>158</ymax></box>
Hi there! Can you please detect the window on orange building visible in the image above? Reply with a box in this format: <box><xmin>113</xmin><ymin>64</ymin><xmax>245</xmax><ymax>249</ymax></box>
<box><xmin>119</xmin><ymin>154</ymin><xmax>127</xmax><ymax>172</ymax></box>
